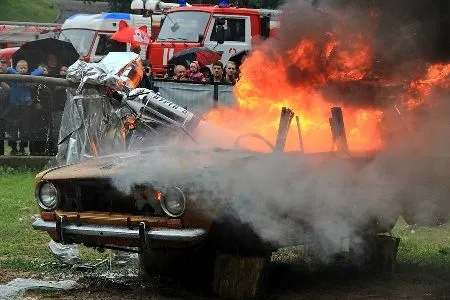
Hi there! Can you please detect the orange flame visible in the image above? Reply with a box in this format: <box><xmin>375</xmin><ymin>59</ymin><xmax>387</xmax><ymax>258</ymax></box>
<box><xmin>407</xmin><ymin>63</ymin><xmax>450</xmax><ymax>110</ymax></box>
<box><xmin>204</xmin><ymin>15</ymin><xmax>450</xmax><ymax>154</ymax></box>
<box><xmin>205</xmin><ymin>34</ymin><xmax>383</xmax><ymax>153</ymax></box>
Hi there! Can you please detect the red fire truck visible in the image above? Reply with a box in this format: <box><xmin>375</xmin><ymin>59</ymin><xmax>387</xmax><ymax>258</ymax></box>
<box><xmin>0</xmin><ymin>3</ymin><xmax>171</xmax><ymax>64</ymax></box>
<box><xmin>142</xmin><ymin>1</ymin><xmax>281</xmax><ymax>76</ymax></box>
<box><xmin>0</xmin><ymin>21</ymin><xmax>61</xmax><ymax>49</ymax></box>
<box><xmin>0</xmin><ymin>0</ymin><xmax>280</xmax><ymax>71</ymax></box>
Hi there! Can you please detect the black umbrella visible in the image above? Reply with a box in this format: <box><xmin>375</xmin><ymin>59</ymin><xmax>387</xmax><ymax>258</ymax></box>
<box><xmin>228</xmin><ymin>50</ymin><xmax>249</xmax><ymax>67</ymax></box>
<box><xmin>168</xmin><ymin>47</ymin><xmax>222</xmax><ymax>67</ymax></box>
<box><xmin>12</xmin><ymin>38</ymin><xmax>79</xmax><ymax>72</ymax></box>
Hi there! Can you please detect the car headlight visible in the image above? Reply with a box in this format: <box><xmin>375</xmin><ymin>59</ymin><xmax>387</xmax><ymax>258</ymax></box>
<box><xmin>161</xmin><ymin>187</ymin><xmax>186</xmax><ymax>217</ymax></box>
<box><xmin>36</xmin><ymin>182</ymin><xmax>58</xmax><ymax>210</ymax></box>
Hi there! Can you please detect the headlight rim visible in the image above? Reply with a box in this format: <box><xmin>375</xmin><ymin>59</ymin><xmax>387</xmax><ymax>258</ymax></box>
<box><xmin>35</xmin><ymin>181</ymin><xmax>59</xmax><ymax>211</ymax></box>
<box><xmin>160</xmin><ymin>186</ymin><xmax>186</xmax><ymax>218</ymax></box>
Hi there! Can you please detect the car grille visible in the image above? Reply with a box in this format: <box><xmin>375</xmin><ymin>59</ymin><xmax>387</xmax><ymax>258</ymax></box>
<box><xmin>55</xmin><ymin>179</ymin><xmax>164</xmax><ymax>216</ymax></box>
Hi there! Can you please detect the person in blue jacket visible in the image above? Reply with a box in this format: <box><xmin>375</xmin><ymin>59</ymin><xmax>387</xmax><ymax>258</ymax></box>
<box><xmin>6</xmin><ymin>60</ymin><xmax>44</xmax><ymax>155</ymax></box>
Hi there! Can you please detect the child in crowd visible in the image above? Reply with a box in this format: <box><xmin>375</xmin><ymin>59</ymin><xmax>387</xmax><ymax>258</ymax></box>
<box><xmin>59</xmin><ymin>65</ymin><xmax>68</xmax><ymax>77</ymax></box>
<box><xmin>39</xmin><ymin>64</ymin><xmax>49</xmax><ymax>76</ymax></box>
<box><xmin>6</xmin><ymin>60</ymin><xmax>44</xmax><ymax>155</ymax></box>
<box><xmin>188</xmin><ymin>61</ymin><xmax>205</xmax><ymax>82</ymax></box>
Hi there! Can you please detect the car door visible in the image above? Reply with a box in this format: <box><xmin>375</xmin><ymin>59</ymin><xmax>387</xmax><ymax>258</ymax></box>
<box><xmin>203</xmin><ymin>15</ymin><xmax>251</xmax><ymax>64</ymax></box>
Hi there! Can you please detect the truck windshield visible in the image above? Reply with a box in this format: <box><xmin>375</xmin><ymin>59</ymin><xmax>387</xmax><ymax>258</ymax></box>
<box><xmin>157</xmin><ymin>11</ymin><xmax>210</xmax><ymax>42</ymax></box>
<box><xmin>58</xmin><ymin>29</ymin><xmax>95</xmax><ymax>57</ymax></box>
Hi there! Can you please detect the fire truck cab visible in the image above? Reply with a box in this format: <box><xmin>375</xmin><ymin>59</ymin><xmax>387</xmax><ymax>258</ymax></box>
<box><xmin>146</xmin><ymin>3</ymin><xmax>280</xmax><ymax>76</ymax></box>
<box><xmin>58</xmin><ymin>12</ymin><xmax>165</xmax><ymax>62</ymax></box>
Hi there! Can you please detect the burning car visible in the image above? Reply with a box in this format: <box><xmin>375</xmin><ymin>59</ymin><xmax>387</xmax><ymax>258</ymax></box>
<box><xmin>25</xmin><ymin>2</ymin><xmax>450</xmax><ymax>295</ymax></box>
<box><xmin>26</xmin><ymin>50</ymin><xmax>404</xmax><ymax>296</ymax></box>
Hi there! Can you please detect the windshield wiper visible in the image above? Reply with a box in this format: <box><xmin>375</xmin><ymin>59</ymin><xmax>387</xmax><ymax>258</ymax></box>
<box><xmin>158</xmin><ymin>37</ymin><xmax>188</xmax><ymax>42</ymax></box>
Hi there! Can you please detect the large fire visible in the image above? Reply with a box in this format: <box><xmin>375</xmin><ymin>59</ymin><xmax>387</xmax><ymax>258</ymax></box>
<box><xmin>204</xmin><ymin>5</ymin><xmax>450</xmax><ymax>154</ymax></box>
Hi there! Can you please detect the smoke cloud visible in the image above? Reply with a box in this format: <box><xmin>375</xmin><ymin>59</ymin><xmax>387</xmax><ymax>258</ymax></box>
<box><xmin>109</xmin><ymin>0</ymin><xmax>450</xmax><ymax>261</ymax></box>
<box><xmin>253</xmin><ymin>0</ymin><xmax>443</xmax><ymax>108</ymax></box>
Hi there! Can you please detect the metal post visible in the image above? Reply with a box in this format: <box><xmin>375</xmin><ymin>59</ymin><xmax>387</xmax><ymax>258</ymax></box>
<box><xmin>274</xmin><ymin>107</ymin><xmax>294</xmax><ymax>152</ymax></box>
<box><xmin>213</xmin><ymin>83</ymin><xmax>219</xmax><ymax>108</ymax></box>
<box><xmin>295</xmin><ymin>115</ymin><xmax>304</xmax><ymax>153</ymax></box>
<box><xmin>329</xmin><ymin>107</ymin><xmax>348</xmax><ymax>153</ymax></box>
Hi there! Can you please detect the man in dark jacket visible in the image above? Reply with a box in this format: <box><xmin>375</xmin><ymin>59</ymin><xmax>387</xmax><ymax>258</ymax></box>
<box><xmin>210</xmin><ymin>61</ymin><xmax>228</xmax><ymax>83</ymax></box>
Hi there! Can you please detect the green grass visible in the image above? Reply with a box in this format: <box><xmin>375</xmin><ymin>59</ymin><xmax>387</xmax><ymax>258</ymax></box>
<box><xmin>272</xmin><ymin>218</ymin><xmax>450</xmax><ymax>271</ymax></box>
<box><xmin>393</xmin><ymin>218</ymin><xmax>450</xmax><ymax>269</ymax></box>
<box><xmin>0</xmin><ymin>167</ymin><xmax>50</xmax><ymax>271</ymax></box>
<box><xmin>0</xmin><ymin>167</ymin><xmax>106</xmax><ymax>274</ymax></box>
<box><xmin>1</xmin><ymin>167</ymin><xmax>450</xmax><ymax>278</ymax></box>
<box><xmin>0</xmin><ymin>0</ymin><xmax>58</xmax><ymax>23</ymax></box>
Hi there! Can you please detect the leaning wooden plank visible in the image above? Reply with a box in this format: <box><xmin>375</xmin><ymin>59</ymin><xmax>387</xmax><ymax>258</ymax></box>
<box><xmin>212</xmin><ymin>254</ymin><xmax>269</xmax><ymax>299</ymax></box>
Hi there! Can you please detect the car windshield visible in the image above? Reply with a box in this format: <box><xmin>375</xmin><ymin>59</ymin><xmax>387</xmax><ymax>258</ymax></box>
<box><xmin>157</xmin><ymin>11</ymin><xmax>210</xmax><ymax>42</ymax></box>
<box><xmin>58</xmin><ymin>29</ymin><xmax>95</xmax><ymax>57</ymax></box>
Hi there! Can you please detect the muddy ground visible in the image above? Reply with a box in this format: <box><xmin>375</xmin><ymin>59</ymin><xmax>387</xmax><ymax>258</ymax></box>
<box><xmin>3</xmin><ymin>256</ymin><xmax>450</xmax><ymax>300</ymax></box>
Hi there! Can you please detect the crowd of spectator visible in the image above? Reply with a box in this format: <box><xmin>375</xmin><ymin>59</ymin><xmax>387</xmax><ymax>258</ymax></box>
<box><xmin>0</xmin><ymin>55</ymin><xmax>67</xmax><ymax>156</ymax></box>
<box><xmin>0</xmin><ymin>50</ymin><xmax>242</xmax><ymax>156</ymax></box>
<box><xmin>161</xmin><ymin>60</ymin><xmax>239</xmax><ymax>85</ymax></box>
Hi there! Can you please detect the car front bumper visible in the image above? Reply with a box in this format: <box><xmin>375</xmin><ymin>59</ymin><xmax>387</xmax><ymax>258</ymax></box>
<box><xmin>32</xmin><ymin>217</ymin><xmax>207</xmax><ymax>248</ymax></box>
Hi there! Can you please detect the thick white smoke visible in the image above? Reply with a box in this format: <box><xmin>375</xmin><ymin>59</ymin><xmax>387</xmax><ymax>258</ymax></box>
<box><xmin>109</xmin><ymin>0</ymin><xmax>450</xmax><ymax>260</ymax></box>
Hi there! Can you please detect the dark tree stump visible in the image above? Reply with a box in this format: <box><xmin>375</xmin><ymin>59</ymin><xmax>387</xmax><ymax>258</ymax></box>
<box><xmin>212</xmin><ymin>254</ymin><xmax>269</xmax><ymax>299</ymax></box>
<box><xmin>371</xmin><ymin>235</ymin><xmax>400</xmax><ymax>274</ymax></box>
<box><xmin>349</xmin><ymin>234</ymin><xmax>400</xmax><ymax>274</ymax></box>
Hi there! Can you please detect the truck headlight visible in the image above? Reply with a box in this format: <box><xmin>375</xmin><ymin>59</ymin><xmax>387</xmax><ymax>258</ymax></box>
<box><xmin>161</xmin><ymin>187</ymin><xmax>186</xmax><ymax>217</ymax></box>
<box><xmin>36</xmin><ymin>182</ymin><xmax>58</xmax><ymax>210</ymax></box>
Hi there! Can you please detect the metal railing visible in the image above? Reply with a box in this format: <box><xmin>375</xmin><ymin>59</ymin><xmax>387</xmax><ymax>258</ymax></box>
<box><xmin>0</xmin><ymin>21</ymin><xmax>62</xmax><ymax>27</ymax></box>
<box><xmin>0</xmin><ymin>74</ymin><xmax>236</xmax><ymax>156</ymax></box>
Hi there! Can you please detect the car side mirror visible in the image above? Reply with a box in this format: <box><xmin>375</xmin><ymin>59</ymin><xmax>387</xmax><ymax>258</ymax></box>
<box><xmin>198</xmin><ymin>34</ymin><xmax>205</xmax><ymax>43</ymax></box>
<box><xmin>216</xmin><ymin>25</ymin><xmax>225</xmax><ymax>44</ymax></box>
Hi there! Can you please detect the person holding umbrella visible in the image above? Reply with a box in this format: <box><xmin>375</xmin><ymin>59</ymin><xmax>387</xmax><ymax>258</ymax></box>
<box><xmin>12</xmin><ymin>38</ymin><xmax>79</xmax><ymax>75</ymax></box>
<box><xmin>45</xmin><ymin>54</ymin><xmax>60</xmax><ymax>76</ymax></box>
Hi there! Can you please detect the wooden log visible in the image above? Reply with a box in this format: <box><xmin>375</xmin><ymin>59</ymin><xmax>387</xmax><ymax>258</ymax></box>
<box><xmin>274</xmin><ymin>107</ymin><xmax>294</xmax><ymax>153</ymax></box>
<box><xmin>295</xmin><ymin>115</ymin><xmax>304</xmax><ymax>153</ymax></box>
<box><xmin>371</xmin><ymin>235</ymin><xmax>400</xmax><ymax>274</ymax></box>
<box><xmin>212</xmin><ymin>254</ymin><xmax>269</xmax><ymax>299</ymax></box>
<box><xmin>329</xmin><ymin>107</ymin><xmax>348</xmax><ymax>153</ymax></box>
<box><xmin>349</xmin><ymin>234</ymin><xmax>400</xmax><ymax>274</ymax></box>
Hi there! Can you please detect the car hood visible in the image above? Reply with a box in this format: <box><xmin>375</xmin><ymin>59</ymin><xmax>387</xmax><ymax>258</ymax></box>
<box><xmin>39</xmin><ymin>147</ymin><xmax>262</xmax><ymax>181</ymax></box>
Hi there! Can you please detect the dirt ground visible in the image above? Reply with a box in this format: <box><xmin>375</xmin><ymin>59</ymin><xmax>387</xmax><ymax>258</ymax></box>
<box><xmin>3</xmin><ymin>259</ymin><xmax>450</xmax><ymax>300</ymax></box>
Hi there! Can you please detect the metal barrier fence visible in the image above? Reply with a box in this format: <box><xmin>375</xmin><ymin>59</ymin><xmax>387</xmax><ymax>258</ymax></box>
<box><xmin>0</xmin><ymin>75</ymin><xmax>237</xmax><ymax>156</ymax></box>
<box><xmin>153</xmin><ymin>79</ymin><xmax>236</xmax><ymax>114</ymax></box>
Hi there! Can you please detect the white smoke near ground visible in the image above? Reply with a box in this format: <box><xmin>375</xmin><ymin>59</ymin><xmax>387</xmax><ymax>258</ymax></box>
<box><xmin>111</xmin><ymin>0</ymin><xmax>450</xmax><ymax>261</ymax></box>
<box><xmin>110</xmin><ymin>121</ymin><xmax>403</xmax><ymax>259</ymax></box>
